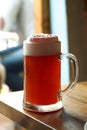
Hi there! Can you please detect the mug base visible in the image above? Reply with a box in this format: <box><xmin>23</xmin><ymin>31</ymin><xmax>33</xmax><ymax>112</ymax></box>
<box><xmin>23</xmin><ymin>100</ymin><xmax>63</xmax><ymax>113</ymax></box>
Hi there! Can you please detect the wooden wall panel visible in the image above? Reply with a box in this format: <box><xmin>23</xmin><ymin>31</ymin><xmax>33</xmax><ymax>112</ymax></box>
<box><xmin>34</xmin><ymin>0</ymin><xmax>50</xmax><ymax>33</ymax></box>
<box><xmin>66</xmin><ymin>0</ymin><xmax>87</xmax><ymax>81</ymax></box>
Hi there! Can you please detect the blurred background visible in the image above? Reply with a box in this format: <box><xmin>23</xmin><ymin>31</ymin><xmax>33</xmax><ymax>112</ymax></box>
<box><xmin>0</xmin><ymin>0</ymin><xmax>86</xmax><ymax>86</ymax></box>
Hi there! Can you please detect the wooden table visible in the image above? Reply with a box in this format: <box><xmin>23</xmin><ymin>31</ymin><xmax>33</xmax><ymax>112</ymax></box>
<box><xmin>0</xmin><ymin>82</ymin><xmax>87</xmax><ymax>130</ymax></box>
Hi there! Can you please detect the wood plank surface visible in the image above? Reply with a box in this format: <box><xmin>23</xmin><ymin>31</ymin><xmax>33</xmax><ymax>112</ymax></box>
<box><xmin>0</xmin><ymin>84</ymin><xmax>85</xmax><ymax>130</ymax></box>
<box><xmin>63</xmin><ymin>81</ymin><xmax>87</xmax><ymax>121</ymax></box>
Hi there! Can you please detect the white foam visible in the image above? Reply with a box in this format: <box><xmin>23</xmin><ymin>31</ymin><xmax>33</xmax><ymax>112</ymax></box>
<box><xmin>23</xmin><ymin>34</ymin><xmax>61</xmax><ymax>56</ymax></box>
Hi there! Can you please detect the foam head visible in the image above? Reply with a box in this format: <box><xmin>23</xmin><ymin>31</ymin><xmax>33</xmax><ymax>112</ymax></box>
<box><xmin>23</xmin><ymin>33</ymin><xmax>61</xmax><ymax>56</ymax></box>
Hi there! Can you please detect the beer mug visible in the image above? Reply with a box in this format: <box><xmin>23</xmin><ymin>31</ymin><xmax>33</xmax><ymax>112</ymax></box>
<box><xmin>84</xmin><ymin>122</ymin><xmax>87</xmax><ymax>130</ymax></box>
<box><xmin>23</xmin><ymin>33</ymin><xmax>79</xmax><ymax>112</ymax></box>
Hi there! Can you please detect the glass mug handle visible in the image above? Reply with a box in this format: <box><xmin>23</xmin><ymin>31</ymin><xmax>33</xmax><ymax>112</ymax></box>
<box><xmin>60</xmin><ymin>53</ymin><xmax>79</xmax><ymax>94</ymax></box>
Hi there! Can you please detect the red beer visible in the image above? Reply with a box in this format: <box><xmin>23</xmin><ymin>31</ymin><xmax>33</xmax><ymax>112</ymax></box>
<box><xmin>23</xmin><ymin>33</ymin><xmax>61</xmax><ymax>109</ymax></box>
<box><xmin>24</xmin><ymin>54</ymin><xmax>61</xmax><ymax>105</ymax></box>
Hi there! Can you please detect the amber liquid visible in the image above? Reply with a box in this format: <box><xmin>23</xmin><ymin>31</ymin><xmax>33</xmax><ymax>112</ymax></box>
<box><xmin>24</xmin><ymin>54</ymin><xmax>61</xmax><ymax>105</ymax></box>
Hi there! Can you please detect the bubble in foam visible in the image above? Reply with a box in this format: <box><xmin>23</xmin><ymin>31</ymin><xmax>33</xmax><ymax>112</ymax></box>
<box><xmin>27</xmin><ymin>33</ymin><xmax>59</xmax><ymax>43</ymax></box>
